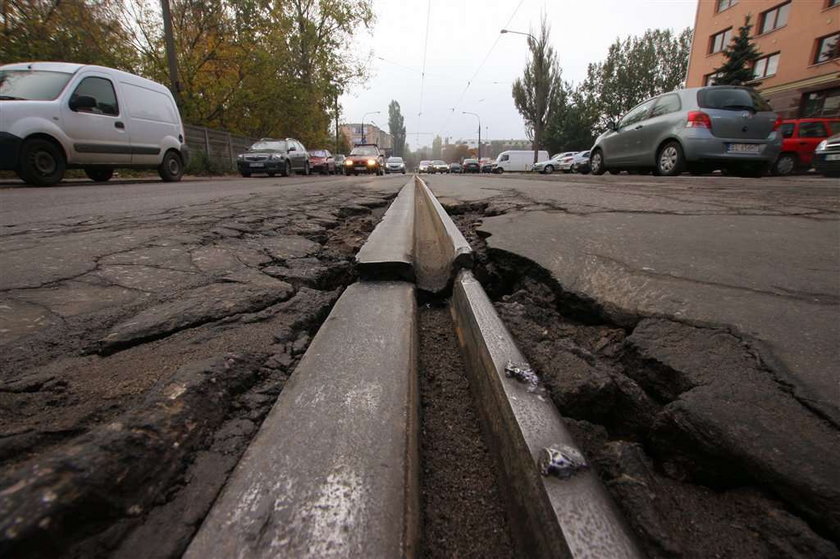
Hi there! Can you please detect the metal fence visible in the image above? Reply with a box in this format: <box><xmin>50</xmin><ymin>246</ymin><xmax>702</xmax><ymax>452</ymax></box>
<box><xmin>183</xmin><ymin>124</ymin><xmax>258</xmax><ymax>169</ymax></box>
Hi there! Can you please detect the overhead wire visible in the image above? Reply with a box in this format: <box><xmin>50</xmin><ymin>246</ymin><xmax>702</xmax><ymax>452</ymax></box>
<box><xmin>435</xmin><ymin>0</ymin><xmax>527</xmax><ymax>142</ymax></box>
<box><xmin>416</xmin><ymin>0</ymin><xmax>433</xmax><ymax>146</ymax></box>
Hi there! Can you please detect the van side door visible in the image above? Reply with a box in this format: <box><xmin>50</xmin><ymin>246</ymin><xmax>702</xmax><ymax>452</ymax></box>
<box><xmin>60</xmin><ymin>73</ymin><xmax>131</xmax><ymax>164</ymax></box>
<box><xmin>120</xmin><ymin>81</ymin><xmax>179</xmax><ymax>166</ymax></box>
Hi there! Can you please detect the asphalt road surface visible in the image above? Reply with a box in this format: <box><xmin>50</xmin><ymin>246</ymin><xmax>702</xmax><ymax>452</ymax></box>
<box><xmin>0</xmin><ymin>171</ymin><xmax>837</xmax><ymax>557</ymax></box>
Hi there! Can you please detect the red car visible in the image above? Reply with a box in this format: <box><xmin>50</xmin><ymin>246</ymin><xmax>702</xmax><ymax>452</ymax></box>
<box><xmin>773</xmin><ymin>118</ymin><xmax>840</xmax><ymax>175</ymax></box>
<box><xmin>343</xmin><ymin>144</ymin><xmax>384</xmax><ymax>176</ymax></box>
<box><xmin>309</xmin><ymin>149</ymin><xmax>336</xmax><ymax>175</ymax></box>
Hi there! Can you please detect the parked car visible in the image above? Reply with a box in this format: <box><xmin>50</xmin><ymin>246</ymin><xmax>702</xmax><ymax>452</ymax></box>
<box><xmin>462</xmin><ymin>158</ymin><xmax>480</xmax><ymax>173</ymax></box>
<box><xmin>237</xmin><ymin>138</ymin><xmax>309</xmax><ymax>177</ymax></box>
<box><xmin>493</xmin><ymin>150</ymin><xmax>549</xmax><ymax>173</ymax></box>
<box><xmin>309</xmin><ymin>149</ymin><xmax>336</xmax><ymax>174</ymax></box>
<box><xmin>772</xmin><ymin>118</ymin><xmax>840</xmax><ymax>175</ymax></box>
<box><xmin>533</xmin><ymin>151</ymin><xmax>577</xmax><ymax>174</ymax></box>
<box><xmin>385</xmin><ymin>156</ymin><xmax>406</xmax><ymax>174</ymax></box>
<box><xmin>418</xmin><ymin>160</ymin><xmax>432</xmax><ymax>173</ymax></box>
<box><xmin>449</xmin><ymin>162</ymin><xmax>463</xmax><ymax>173</ymax></box>
<box><xmin>480</xmin><ymin>158</ymin><xmax>494</xmax><ymax>173</ymax></box>
<box><xmin>343</xmin><ymin>144</ymin><xmax>383</xmax><ymax>175</ymax></box>
<box><xmin>813</xmin><ymin>133</ymin><xmax>840</xmax><ymax>177</ymax></box>
<box><xmin>589</xmin><ymin>85</ymin><xmax>782</xmax><ymax>177</ymax></box>
<box><xmin>571</xmin><ymin>150</ymin><xmax>591</xmax><ymax>174</ymax></box>
<box><xmin>0</xmin><ymin>61</ymin><xmax>189</xmax><ymax>186</ymax></box>
<box><xmin>432</xmin><ymin>160</ymin><xmax>449</xmax><ymax>173</ymax></box>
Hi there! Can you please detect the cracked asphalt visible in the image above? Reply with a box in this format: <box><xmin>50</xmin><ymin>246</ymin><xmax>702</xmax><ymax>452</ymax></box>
<box><xmin>425</xmin><ymin>172</ymin><xmax>839</xmax><ymax>423</ymax></box>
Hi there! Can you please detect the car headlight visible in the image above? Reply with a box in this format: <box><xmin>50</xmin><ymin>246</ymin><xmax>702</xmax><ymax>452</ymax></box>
<box><xmin>270</xmin><ymin>154</ymin><xmax>281</xmax><ymax>160</ymax></box>
<box><xmin>237</xmin><ymin>154</ymin><xmax>244</xmax><ymax>160</ymax></box>
<box><xmin>367</xmin><ymin>159</ymin><xmax>376</xmax><ymax>166</ymax></box>
<box><xmin>816</xmin><ymin>140</ymin><xmax>828</xmax><ymax>152</ymax></box>
<box><xmin>344</xmin><ymin>159</ymin><xmax>353</xmax><ymax>165</ymax></box>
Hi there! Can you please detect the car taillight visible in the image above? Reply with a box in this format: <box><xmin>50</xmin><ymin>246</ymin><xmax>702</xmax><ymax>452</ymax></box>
<box><xmin>772</xmin><ymin>116</ymin><xmax>783</xmax><ymax>131</ymax></box>
<box><xmin>686</xmin><ymin>111</ymin><xmax>712</xmax><ymax>129</ymax></box>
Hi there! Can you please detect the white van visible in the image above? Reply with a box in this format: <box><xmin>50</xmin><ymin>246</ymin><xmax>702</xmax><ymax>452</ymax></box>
<box><xmin>0</xmin><ymin>62</ymin><xmax>189</xmax><ymax>186</ymax></box>
<box><xmin>492</xmin><ymin>150</ymin><xmax>548</xmax><ymax>173</ymax></box>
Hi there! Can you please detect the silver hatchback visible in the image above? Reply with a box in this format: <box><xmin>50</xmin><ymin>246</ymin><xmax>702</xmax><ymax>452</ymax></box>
<box><xmin>590</xmin><ymin>86</ymin><xmax>782</xmax><ymax>177</ymax></box>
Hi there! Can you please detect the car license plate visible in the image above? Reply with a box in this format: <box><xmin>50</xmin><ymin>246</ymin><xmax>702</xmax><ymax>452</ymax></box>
<box><xmin>727</xmin><ymin>143</ymin><xmax>761</xmax><ymax>154</ymax></box>
<box><xmin>826</xmin><ymin>154</ymin><xmax>840</xmax><ymax>161</ymax></box>
<box><xmin>250</xmin><ymin>162</ymin><xmax>264</xmax><ymax>167</ymax></box>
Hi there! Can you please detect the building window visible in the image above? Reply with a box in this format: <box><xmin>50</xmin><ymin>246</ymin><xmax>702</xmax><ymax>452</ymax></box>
<box><xmin>705</xmin><ymin>72</ymin><xmax>723</xmax><ymax>85</ymax></box>
<box><xmin>753</xmin><ymin>53</ymin><xmax>780</xmax><ymax>78</ymax></box>
<box><xmin>709</xmin><ymin>28</ymin><xmax>732</xmax><ymax>53</ymax></box>
<box><xmin>717</xmin><ymin>0</ymin><xmax>738</xmax><ymax>12</ymax></box>
<box><xmin>760</xmin><ymin>2</ymin><xmax>790</xmax><ymax>34</ymax></box>
<box><xmin>801</xmin><ymin>88</ymin><xmax>840</xmax><ymax>117</ymax></box>
<box><xmin>814</xmin><ymin>33</ymin><xmax>840</xmax><ymax>64</ymax></box>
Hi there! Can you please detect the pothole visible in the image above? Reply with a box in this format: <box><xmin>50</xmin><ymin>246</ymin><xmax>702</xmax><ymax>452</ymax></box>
<box><xmin>447</xmin><ymin>203</ymin><xmax>840</xmax><ymax>559</ymax></box>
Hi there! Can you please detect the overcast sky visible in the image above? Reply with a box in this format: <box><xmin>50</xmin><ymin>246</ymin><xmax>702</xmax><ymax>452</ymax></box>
<box><xmin>339</xmin><ymin>0</ymin><xmax>698</xmax><ymax>149</ymax></box>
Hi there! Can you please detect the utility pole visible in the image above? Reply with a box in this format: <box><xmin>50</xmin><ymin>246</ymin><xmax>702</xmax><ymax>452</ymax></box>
<box><xmin>160</xmin><ymin>0</ymin><xmax>182</xmax><ymax>108</ymax></box>
<box><xmin>335</xmin><ymin>94</ymin><xmax>339</xmax><ymax>153</ymax></box>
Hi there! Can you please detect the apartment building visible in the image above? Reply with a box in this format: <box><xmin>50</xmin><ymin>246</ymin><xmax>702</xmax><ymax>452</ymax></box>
<box><xmin>685</xmin><ymin>0</ymin><xmax>840</xmax><ymax>118</ymax></box>
<box><xmin>340</xmin><ymin>123</ymin><xmax>393</xmax><ymax>151</ymax></box>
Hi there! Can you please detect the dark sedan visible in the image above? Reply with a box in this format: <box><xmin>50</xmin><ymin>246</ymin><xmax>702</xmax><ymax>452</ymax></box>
<box><xmin>462</xmin><ymin>158</ymin><xmax>480</xmax><ymax>173</ymax></box>
<box><xmin>236</xmin><ymin>138</ymin><xmax>309</xmax><ymax>177</ymax></box>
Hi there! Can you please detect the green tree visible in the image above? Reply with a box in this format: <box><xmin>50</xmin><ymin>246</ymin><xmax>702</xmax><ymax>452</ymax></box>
<box><xmin>432</xmin><ymin>135</ymin><xmax>442</xmax><ymax>159</ymax></box>
<box><xmin>388</xmin><ymin>100</ymin><xmax>407</xmax><ymax>157</ymax></box>
<box><xmin>577</xmin><ymin>27</ymin><xmax>692</xmax><ymax>132</ymax></box>
<box><xmin>713</xmin><ymin>15</ymin><xmax>762</xmax><ymax>85</ymax></box>
<box><xmin>511</xmin><ymin>15</ymin><xmax>563</xmax><ymax>163</ymax></box>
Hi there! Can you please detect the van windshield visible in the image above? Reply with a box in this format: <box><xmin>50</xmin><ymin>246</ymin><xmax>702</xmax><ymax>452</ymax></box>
<box><xmin>0</xmin><ymin>70</ymin><xmax>74</xmax><ymax>101</ymax></box>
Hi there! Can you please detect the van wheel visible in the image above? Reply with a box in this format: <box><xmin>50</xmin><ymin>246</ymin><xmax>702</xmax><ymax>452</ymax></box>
<box><xmin>158</xmin><ymin>150</ymin><xmax>184</xmax><ymax>182</ymax></box>
<box><xmin>656</xmin><ymin>141</ymin><xmax>685</xmax><ymax>176</ymax></box>
<box><xmin>771</xmin><ymin>153</ymin><xmax>796</xmax><ymax>176</ymax></box>
<box><xmin>590</xmin><ymin>149</ymin><xmax>606</xmax><ymax>175</ymax></box>
<box><xmin>494</xmin><ymin>167</ymin><xmax>503</xmax><ymax>174</ymax></box>
<box><xmin>19</xmin><ymin>138</ymin><xmax>66</xmax><ymax>186</ymax></box>
<box><xmin>84</xmin><ymin>167</ymin><xmax>114</xmax><ymax>182</ymax></box>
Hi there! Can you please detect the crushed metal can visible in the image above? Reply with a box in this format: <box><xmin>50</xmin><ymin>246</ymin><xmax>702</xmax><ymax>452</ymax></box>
<box><xmin>505</xmin><ymin>360</ymin><xmax>539</xmax><ymax>387</ymax></box>
<box><xmin>538</xmin><ymin>445</ymin><xmax>589</xmax><ymax>479</ymax></box>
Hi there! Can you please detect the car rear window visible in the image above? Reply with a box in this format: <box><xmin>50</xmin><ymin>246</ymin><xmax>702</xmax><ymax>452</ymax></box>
<box><xmin>0</xmin><ymin>69</ymin><xmax>74</xmax><ymax>101</ymax></box>
<box><xmin>311</xmin><ymin>150</ymin><xmax>327</xmax><ymax>157</ymax></box>
<box><xmin>697</xmin><ymin>87</ymin><xmax>772</xmax><ymax>112</ymax></box>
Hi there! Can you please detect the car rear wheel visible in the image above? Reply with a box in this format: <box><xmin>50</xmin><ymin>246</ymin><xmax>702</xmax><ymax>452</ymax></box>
<box><xmin>158</xmin><ymin>150</ymin><xmax>184</xmax><ymax>182</ymax></box>
<box><xmin>544</xmin><ymin>165</ymin><xmax>554</xmax><ymax>174</ymax></box>
<box><xmin>283</xmin><ymin>160</ymin><xmax>292</xmax><ymax>177</ymax></box>
<box><xmin>590</xmin><ymin>149</ymin><xmax>606</xmax><ymax>175</ymax></box>
<box><xmin>301</xmin><ymin>161</ymin><xmax>310</xmax><ymax>175</ymax></box>
<box><xmin>656</xmin><ymin>141</ymin><xmax>685</xmax><ymax>176</ymax></box>
<box><xmin>771</xmin><ymin>153</ymin><xmax>797</xmax><ymax>176</ymax></box>
<box><xmin>84</xmin><ymin>167</ymin><xmax>114</xmax><ymax>182</ymax></box>
<box><xmin>19</xmin><ymin>138</ymin><xmax>66</xmax><ymax>186</ymax></box>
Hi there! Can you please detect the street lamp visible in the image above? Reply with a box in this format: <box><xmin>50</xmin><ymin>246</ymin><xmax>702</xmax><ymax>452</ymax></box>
<box><xmin>462</xmin><ymin>111</ymin><xmax>481</xmax><ymax>161</ymax></box>
<box><xmin>361</xmin><ymin>111</ymin><xmax>381</xmax><ymax>144</ymax></box>
<box><xmin>500</xmin><ymin>29</ymin><xmax>536</xmax><ymax>42</ymax></box>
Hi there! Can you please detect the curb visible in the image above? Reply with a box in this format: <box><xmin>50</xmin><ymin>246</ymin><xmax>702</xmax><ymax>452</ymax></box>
<box><xmin>451</xmin><ymin>269</ymin><xmax>643</xmax><ymax>559</ymax></box>
<box><xmin>355</xmin><ymin>180</ymin><xmax>415</xmax><ymax>282</ymax></box>
<box><xmin>185</xmin><ymin>281</ymin><xmax>419</xmax><ymax>559</ymax></box>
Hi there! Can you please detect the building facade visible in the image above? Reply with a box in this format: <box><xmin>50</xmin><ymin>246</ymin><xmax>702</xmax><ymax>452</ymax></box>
<box><xmin>340</xmin><ymin>123</ymin><xmax>393</xmax><ymax>152</ymax></box>
<box><xmin>685</xmin><ymin>0</ymin><xmax>840</xmax><ymax>118</ymax></box>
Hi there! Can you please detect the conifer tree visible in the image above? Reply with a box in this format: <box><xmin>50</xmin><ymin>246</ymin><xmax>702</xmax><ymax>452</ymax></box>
<box><xmin>713</xmin><ymin>15</ymin><xmax>763</xmax><ymax>85</ymax></box>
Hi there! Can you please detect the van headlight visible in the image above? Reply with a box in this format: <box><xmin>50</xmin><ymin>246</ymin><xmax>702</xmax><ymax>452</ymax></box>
<box><xmin>816</xmin><ymin>140</ymin><xmax>828</xmax><ymax>152</ymax></box>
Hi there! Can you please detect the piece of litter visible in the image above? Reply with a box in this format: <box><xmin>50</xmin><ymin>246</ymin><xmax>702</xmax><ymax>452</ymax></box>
<box><xmin>538</xmin><ymin>445</ymin><xmax>589</xmax><ymax>479</ymax></box>
<box><xmin>505</xmin><ymin>360</ymin><xmax>539</xmax><ymax>386</ymax></box>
